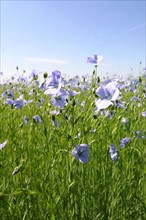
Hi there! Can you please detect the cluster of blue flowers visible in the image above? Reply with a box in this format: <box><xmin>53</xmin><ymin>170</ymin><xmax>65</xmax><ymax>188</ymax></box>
<box><xmin>109</xmin><ymin>137</ymin><xmax>131</xmax><ymax>162</ymax></box>
<box><xmin>1</xmin><ymin>54</ymin><xmax>146</xmax><ymax>164</ymax></box>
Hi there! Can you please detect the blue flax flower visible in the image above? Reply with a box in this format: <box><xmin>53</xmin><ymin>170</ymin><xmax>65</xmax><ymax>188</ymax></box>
<box><xmin>142</xmin><ymin>111</ymin><xmax>146</xmax><ymax>117</ymax></box>
<box><xmin>13</xmin><ymin>99</ymin><xmax>23</xmax><ymax>109</ymax></box>
<box><xmin>0</xmin><ymin>140</ymin><xmax>8</xmax><ymax>150</ymax></box>
<box><xmin>33</xmin><ymin>115</ymin><xmax>42</xmax><ymax>123</ymax></box>
<box><xmin>68</xmin><ymin>89</ymin><xmax>80</xmax><ymax>97</ymax></box>
<box><xmin>2</xmin><ymin>90</ymin><xmax>14</xmax><ymax>99</ymax></box>
<box><xmin>87</xmin><ymin>54</ymin><xmax>103</xmax><ymax>66</ymax></box>
<box><xmin>120</xmin><ymin>137</ymin><xmax>130</xmax><ymax>148</ymax></box>
<box><xmin>44</xmin><ymin>70</ymin><xmax>63</xmax><ymax>95</ymax></box>
<box><xmin>95</xmin><ymin>82</ymin><xmax>120</xmax><ymax>110</ymax></box>
<box><xmin>4</xmin><ymin>98</ymin><xmax>23</xmax><ymax>109</ymax></box>
<box><xmin>135</xmin><ymin>130</ymin><xmax>145</xmax><ymax>139</ymax></box>
<box><xmin>72</xmin><ymin>144</ymin><xmax>89</xmax><ymax>163</ymax></box>
<box><xmin>51</xmin><ymin>89</ymin><xmax>69</xmax><ymax>108</ymax></box>
<box><xmin>109</xmin><ymin>144</ymin><xmax>118</xmax><ymax>161</ymax></box>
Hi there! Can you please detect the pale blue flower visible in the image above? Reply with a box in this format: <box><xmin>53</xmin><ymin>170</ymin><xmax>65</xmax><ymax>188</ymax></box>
<box><xmin>95</xmin><ymin>82</ymin><xmax>120</xmax><ymax>110</ymax></box>
<box><xmin>13</xmin><ymin>99</ymin><xmax>23</xmax><ymax>109</ymax></box>
<box><xmin>4</xmin><ymin>98</ymin><xmax>23</xmax><ymax>109</ymax></box>
<box><xmin>142</xmin><ymin>111</ymin><xmax>146</xmax><ymax>117</ymax></box>
<box><xmin>23</xmin><ymin>99</ymin><xmax>33</xmax><ymax>106</ymax></box>
<box><xmin>96</xmin><ymin>82</ymin><xmax>120</xmax><ymax>101</ymax></box>
<box><xmin>68</xmin><ymin>89</ymin><xmax>80</xmax><ymax>97</ymax></box>
<box><xmin>109</xmin><ymin>144</ymin><xmax>118</xmax><ymax>161</ymax></box>
<box><xmin>120</xmin><ymin>137</ymin><xmax>130</xmax><ymax>148</ymax></box>
<box><xmin>87</xmin><ymin>54</ymin><xmax>103</xmax><ymax>66</ymax></box>
<box><xmin>72</xmin><ymin>144</ymin><xmax>89</xmax><ymax>163</ymax></box>
<box><xmin>44</xmin><ymin>70</ymin><xmax>63</xmax><ymax>95</ymax></box>
<box><xmin>33</xmin><ymin>115</ymin><xmax>42</xmax><ymax>123</ymax></box>
<box><xmin>135</xmin><ymin>130</ymin><xmax>145</xmax><ymax>139</ymax></box>
<box><xmin>51</xmin><ymin>89</ymin><xmax>69</xmax><ymax>108</ymax></box>
<box><xmin>0</xmin><ymin>140</ymin><xmax>8</xmax><ymax>150</ymax></box>
<box><xmin>29</xmin><ymin>69</ymin><xmax>38</xmax><ymax>80</ymax></box>
<box><xmin>2</xmin><ymin>90</ymin><xmax>14</xmax><ymax>99</ymax></box>
<box><xmin>4</xmin><ymin>99</ymin><xmax>14</xmax><ymax>106</ymax></box>
<box><xmin>95</xmin><ymin>99</ymin><xmax>113</xmax><ymax>110</ymax></box>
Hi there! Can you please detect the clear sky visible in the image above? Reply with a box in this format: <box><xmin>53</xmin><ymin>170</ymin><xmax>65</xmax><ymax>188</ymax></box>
<box><xmin>1</xmin><ymin>0</ymin><xmax>146</xmax><ymax>80</ymax></box>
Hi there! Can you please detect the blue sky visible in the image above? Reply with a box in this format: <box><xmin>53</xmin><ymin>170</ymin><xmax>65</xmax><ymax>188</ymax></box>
<box><xmin>1</xmin><ymin>0</ymin><xmax>146</xmax><ymax>80</ymax></box>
